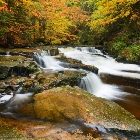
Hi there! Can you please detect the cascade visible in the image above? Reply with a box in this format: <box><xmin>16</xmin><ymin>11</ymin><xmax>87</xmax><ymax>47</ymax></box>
<box><xmin>59</xmin><ymin>47</ymin><xmax>140</xmax><ymax>79</ymax></box>
<box><xmin>6</xmin><ymin>52</ymin><xmax>10</xmax><ymax>56</ymax></box>
<box><xmin>79</xmin><ymin>72</ymin><xmax>127</xmax><ymax>100</ymax></box>
<box><xmin>76</xmin><ymin>47</ymin><xmax>101</xmax><ymax>54</ymax></box>
<box><xmin>59</xmin><ymin>46</ymin><xmax>140</xmax><ymax>120</ymax></box>
<box><xmin>1</xmin><ymin>46</ymin><xmax>140</xmax><ymax>120</ymax></box>
<box><xmin>33</xmin><ymin>51</ymin><xmax>64</xmax><ymax>71</ymax></box>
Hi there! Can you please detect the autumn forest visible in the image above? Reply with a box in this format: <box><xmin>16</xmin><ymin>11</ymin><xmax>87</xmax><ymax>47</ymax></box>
<box><xmin>0</xmin><ymin>0</ymin><xmax>140</xmax><ymax>62</ymax></box>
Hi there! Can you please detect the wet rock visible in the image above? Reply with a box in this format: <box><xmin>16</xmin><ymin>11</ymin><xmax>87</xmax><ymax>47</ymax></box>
<box><xmin>0</xmin><ymin>66</ymin><xmax>11</xmax><ymax>80</ymax></box>
<box><xmin>100</xmin><ymin>73</ymin><xmax>140</xmax><ymax>88</ymax></box>
<box><xmin>14</xmin><ymin>86</ymin><xmax>140</xmax><ymax>133</ymax></box>
<box><xmin>0</xmin><ymin>117</ymin><xmax>119</xmax><ymax>139</ymax></box>
<box><xmin>35</xmin><ymin>45</ymin><xmax>59</xmax><ymax>56</ymax></box>
<box><xmin>0</xmin><ymin>55</ymin><xmax>40</xmax><ymax>79</ymax></box>
<box><xmin>57</xmin><ymin>55</ymin><xmax>98</xmax><ymax>74</ymax></box>
<box><xmin>0</xmin><ymin>48</ymin><xmax>40</xmax><ymax>57</ymax></box>
<box><xmin>4</xmin><ymin>86</ymin><xmax>15</xmax><ymax>94</ymax></box>
<box><xmin>20</xmin><ymin>70</ymin><xmax>85</xmax><ymax>94</ymax></box>
<box><xmin>36</xmin><ymin>70</ymin><xmax>85</xmax><ymax>91</ymax></box>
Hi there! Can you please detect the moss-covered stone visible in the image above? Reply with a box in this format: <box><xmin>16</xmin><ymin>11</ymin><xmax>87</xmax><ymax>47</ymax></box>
<box><xmin>0</xmin><ymin>55</ymin><xmax>40</xmax><ymax>79</ymax></box>
<box><xmin>16</xmin><ymin>86</ymin><xmax>140</xmax><ymax>132</ymax></box>
<box><xmin>0</xmin><ymin>48</ymin><xmax>40</xmax><ymax>57</ymax></box>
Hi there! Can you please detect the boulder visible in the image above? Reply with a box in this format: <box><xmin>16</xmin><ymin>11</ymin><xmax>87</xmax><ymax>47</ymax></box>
<box><xmin>14</xmin><ymin>86</ymin><xmax>140</xmax><ymax>132</ymax></box>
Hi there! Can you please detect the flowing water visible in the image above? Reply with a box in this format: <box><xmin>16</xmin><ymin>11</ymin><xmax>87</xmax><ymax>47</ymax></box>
<box><xmin>2</xmin><ymin>47</ymin><xmax>140</xmax><ymax>122</ymax></box>
<box><xmin>33</xmin><ymin>51</ymin><xmax>64</xmax><ymax>71</ymax></box>
<box><xmin>59</xmin><ymin>47</ymin><xmax>140</xmax><ymax>120</ymax></box>
<box><xmin>0</xmin><ymin>47</ymin><xmax>140</xmax><ymax>139</ymax></box>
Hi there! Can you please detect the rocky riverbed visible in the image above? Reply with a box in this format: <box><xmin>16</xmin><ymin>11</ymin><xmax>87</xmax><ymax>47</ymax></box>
<box><xmin>0</xmin><ymin>46</ymin><xmax>140</xmax><ymax>139</ymax></box>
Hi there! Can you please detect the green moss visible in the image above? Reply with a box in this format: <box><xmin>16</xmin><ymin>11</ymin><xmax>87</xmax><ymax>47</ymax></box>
<box><xmin>17</xmin><ymin>86</ymin><xmax>140</xmax><ymax>131</ymax></box>
<box><xmin>0</xmin><ymin>117</ymin><xmax>26</xmax><ymax>139</ymax></box>
<box><xmin>120</xmin><ymin>45</ymin><xmax>140</xmax><ymax>62</ymax></box>
<box><xmin>0</xmin><ymin>56</ymin><xmax>25</xmax><ymax>67</ymax></box>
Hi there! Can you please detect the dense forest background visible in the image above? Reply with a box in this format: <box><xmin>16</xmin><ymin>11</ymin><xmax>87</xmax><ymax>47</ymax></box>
<box><xmin>0</xmin><ymin>0</ymin><xmax>140</xmax><ymax>62</ymax></box>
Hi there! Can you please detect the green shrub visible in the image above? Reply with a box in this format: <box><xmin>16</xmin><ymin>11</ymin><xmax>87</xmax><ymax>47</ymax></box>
<box><xmin>112</xmin><ymin>41</ymin><xmax>127</xmax><ymax>57</ymax></box>
<box><xmin>121</xmin><ymin>45</ymin><xmax>140</xmax><ymax>62</ymax></box>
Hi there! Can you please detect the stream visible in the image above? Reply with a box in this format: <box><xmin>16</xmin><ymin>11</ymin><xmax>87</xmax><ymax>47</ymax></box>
<box><xmin>0</xmin><ymin>46</ymin><xmax>140</xmax><ymax>139</ymax></box>
<box><xmin>58</xmin><ymin>47</ymin><xmax>140</xmax><ymax>121</ymax></box>
<box><xmin>34</xmin><ymin>46</ymin><xmax>140</xmax><ymax>121</ymax></box>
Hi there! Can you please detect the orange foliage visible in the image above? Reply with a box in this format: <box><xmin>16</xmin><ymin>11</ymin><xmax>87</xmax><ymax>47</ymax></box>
<box><xmin>0</xmin><ymin>0</ymin><xmax>88</xmax><ymax>45</ymax></box>
<box><xmin>0</xmin><ymin>1</ymin><xmax>8</xmax><ymax>11</ymax></box>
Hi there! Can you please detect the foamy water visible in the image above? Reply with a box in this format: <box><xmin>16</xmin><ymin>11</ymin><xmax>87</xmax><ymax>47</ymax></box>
<box><xmin>59</xmin><ymin>47</ymin><xmax>140</xmax><ymax>79</ymax></box>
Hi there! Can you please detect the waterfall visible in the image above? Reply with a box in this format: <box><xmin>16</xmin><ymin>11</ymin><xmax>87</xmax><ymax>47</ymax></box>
<box><xmin>79</xmin><ymin>72</ymin><xmax>127</xmax><ymax>100</ymax></box>
<box><xmin>33</xmin><ymin>51</ymin><xmax>64</xmax><ymax>70</ymax></box>
<box><xmin>6</xmin><ymin>52</ymin><xmax>11</xmax><ymax>56</ymax></box>
<box><xmin>59</xmin><ymin>47</ymin><xmax>140</xmax><ymax>80</ymax></box>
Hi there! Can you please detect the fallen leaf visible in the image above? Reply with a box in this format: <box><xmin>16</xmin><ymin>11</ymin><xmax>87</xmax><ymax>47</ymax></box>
<box><xmin>122</xmin><ymin>124</ymin><xmax>126</xmax><ymax>129</ymax></box>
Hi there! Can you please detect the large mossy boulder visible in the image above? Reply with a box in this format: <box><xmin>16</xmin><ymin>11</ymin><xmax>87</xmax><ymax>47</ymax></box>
<box><xmin>15</xmin><ymin>86</ymin><xmax>140</xmax><ymax>132</ymax></box>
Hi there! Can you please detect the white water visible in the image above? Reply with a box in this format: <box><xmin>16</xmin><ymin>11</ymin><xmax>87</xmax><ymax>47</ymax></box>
<box><xmin>33</xmin><ymin>51</ymin><xmax>64</xmax><ymax>71</ymax></box>
<box><xmin>6</xmin><ymin>93</ymin><xmax>33</xmax><ymax>107</ymax></box>
<box><xmin>59</xmin><ymin>47</ymin><xmax>140</xmax><ymax>79</ymax></box>
<box><xmin>79</xmin><ymin>72</ymin><xmax>128</xmax><ymax>100</ymax></box>
<box><xmin>32</xmin><ymin>47</ymin><xmax>136</xmax><ymax>100</ymax></box>
<box><xmin>0</xmin><ymin>93</ymin><xmax>13</xmax><ymax>104</ymax></box>
<box><xmin>58</xmin><ymin>47</ymin><xmax>140</xmax><ymax>100</ymax></box>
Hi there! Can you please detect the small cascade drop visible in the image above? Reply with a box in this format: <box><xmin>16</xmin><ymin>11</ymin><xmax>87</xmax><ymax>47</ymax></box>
<box><xmin>79</xmin><ymin>72</ymin><xmax>101</xmax><ymax>93</ymax></box>
<box><xmin>76</xmin><ymin>47</ymin><xmax>101</xmax><ymax>54</ymax></box>
<box><xmin>0</xmin><ymin>93</ymin><xmax>34</xmax><ymax>118</ymax></box>
<box><xmin>79</xmin><ymin>72</ymin><xmax>128</xmax><ymax>100</ymax></box>
<box><xmin>33</xmin><ymin>51</ymin><xmax>63</xmax><ymax>70</ymax></box>
<box><xmin>6</xmin><ymin>93</ymin><xmax>33</xmax><ymax>108</ymax></box>
<box><xmin>5</xmin><ymin>52</ymin><xmax>11</xmax><ymax>56</ymax></box>
<box><xmin>33</xmin><ymin>52</ymin><xmax>47</xmax><ymax>68</ymax></box>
